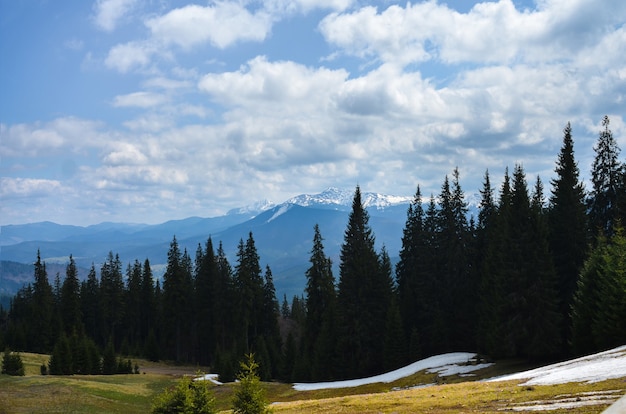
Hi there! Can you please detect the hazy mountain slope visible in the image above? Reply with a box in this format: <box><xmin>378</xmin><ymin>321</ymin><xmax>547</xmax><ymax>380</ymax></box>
<box><xmin>0</xmin><ymin>189</ymin><xmax>422</xmax><ymax>298</ymax></box>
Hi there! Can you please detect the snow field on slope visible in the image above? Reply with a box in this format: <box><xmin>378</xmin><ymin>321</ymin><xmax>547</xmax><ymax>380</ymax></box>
<box><xmin>292</xmin><ymin>352</ymin><xmax>492</xmax><ymax>391</ymax></box>
<box><xmin>488</xmin><ymin>345</ymin><xmax>626</xmax><ymax>386</ymax></box>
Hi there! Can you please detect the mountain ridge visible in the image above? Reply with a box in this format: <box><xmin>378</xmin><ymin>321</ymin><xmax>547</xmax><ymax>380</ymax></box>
<box><xmin>0</xmin><ymin>187</ymin><xmax>479</xmax><ymax>299</ymax></box>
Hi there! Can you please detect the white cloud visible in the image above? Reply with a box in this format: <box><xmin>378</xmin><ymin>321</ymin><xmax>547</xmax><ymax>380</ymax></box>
<box><xmin>263</xmin><ymin>0</ymin><xmax>352</xmax><ymax>15</ymax></box>
<box><xmin>0</xmin><ymin>118</ymin><xmax>104</xmax><ymax>157</ymax></box>
<box><xmin>319</xmin><ymin>0</ymin><xmax>626</xmax><ymax>66</ymax></box>
<box><xmin>198</xmin><ymin>56</ymin><xmax>348</xmax><ymax>109</ymax></box>
<box><xmin>105</xmin><ymin>41</ymin><xmax>157</xmax><ymax>73</ymax></box>
<box><xmin>146</xmin><ymin>3</ymin><xmax>272</xmax><ymax>50</ymax></box>
<box><xmin>93</xmin><ymin>0</ymin><xmax>137</xmax><ymax>32</ymax></box>
<box><xmin>102</xmin><ymin>142</ymin><xmax>148</xmax><ymax>165</ymax></box>
<box><xmin>0</xmin><ymin>177</ymin><xmax>63</xmax><ymax>199</ymax></box>
<box><xmin>112</xmin><ymin>91</ymin><xmax>168</xmax><ymax>108</ymax></box>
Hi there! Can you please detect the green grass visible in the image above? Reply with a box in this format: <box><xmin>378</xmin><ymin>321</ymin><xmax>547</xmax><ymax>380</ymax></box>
<box><xmin>1</xmin><ymin>353</ymin><xmax>624</xmax><ymax>414</ymax></box>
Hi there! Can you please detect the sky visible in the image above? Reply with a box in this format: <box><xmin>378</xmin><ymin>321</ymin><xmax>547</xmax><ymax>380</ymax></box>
<box><xmin>1</xmin><ymin>0</ymin><xmax>625</xmax><ymax>226</ymax></box>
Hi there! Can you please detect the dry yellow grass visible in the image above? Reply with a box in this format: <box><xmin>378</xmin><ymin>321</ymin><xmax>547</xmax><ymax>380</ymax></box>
<box><xmin>1</xmin><ymin>353</ymin><xmax>624</xmax><ymax>414</ymax></box>
<box><xmin>270</xmin><ymin>379</ymin><xmax>626</xmax><ymax>413</ymax></box>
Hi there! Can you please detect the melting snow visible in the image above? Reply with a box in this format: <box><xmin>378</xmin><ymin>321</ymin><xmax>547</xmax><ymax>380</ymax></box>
<box><xmin>267</xmin><ymin>204</ymin><xmax>291</xmax><ymax>222</ymax></box>
<box><xmin>194</xmin><ymin>373</ymin><xmax>223</xmax><ymax>385</ymax></box>
<box><xmin>488</xmin><ymin>345</ymin><xmax>626</xmax><ymax>386</ymax></box>
<box><xmin>293</xmin><ymin>352</ymin><xmax>491</xmax><ymax>391</ymax></box>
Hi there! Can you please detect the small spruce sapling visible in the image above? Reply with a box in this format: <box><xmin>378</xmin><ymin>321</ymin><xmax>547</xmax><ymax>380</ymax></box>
<box><xmin>232</xmin><ymin>353</ymin><xmax>270</xmax><ymax>414</ymax></box>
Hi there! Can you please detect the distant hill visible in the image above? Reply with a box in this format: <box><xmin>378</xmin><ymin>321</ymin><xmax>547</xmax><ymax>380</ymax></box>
<box><xmin>0</xmin><ymin>188</ymin><xmax>479</xmax><ymax>299</ymax></box>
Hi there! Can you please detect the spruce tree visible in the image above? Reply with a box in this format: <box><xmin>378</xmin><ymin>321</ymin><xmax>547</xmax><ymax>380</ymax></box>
<box><xmin>396</xmin><ymin>186</ymin><xmax>435</xmax><ymax>359</ymax></box>
<box><xmin>232</xmin><ymin>353</ymin><xmax>269</xmax><ymax>414</ymax></box>
<box><xmin>234</xmin><ymin>233</ymin><xmax>265</xmax><ymax>355</ymax></box>
<box><xmin>503</xmin><ymin>165</ymin><xmax>534</xmax><ymax>357</ymax></box>
<box><xmin>80</xmin><ymin>265</ymin><xmax>100</xmax><ymax>345</ymax></box>
<box><xmin>548</xmin><ymin>122</ymin><xmax>588</xmax><ymax>352</ymax></box>
<box><xmin>31</xmin><ymin>251</ymin><xmax>55</xmax><ymax>353</ymax></box>
<box><xmin>527</xmin><ymin>176</ymin><xmax>562</xmax><ymax>359</ymax></box>
<box><xmin>140</xmin><ymin>259</ymin><xmax>156</xmax><ymax>355</ymax></box>
<box><xmin>100</xmin><ymin>252</ymin><xmax>124</xmax><ymax>349</ymax></box>
<box><xmin>438</xmin><ymin>168</ymin><xmax>472</xmax><ymax>350</ymax></box>
<box><xmin>213</xmin><ymin>242</ymin><xmax>235</xmax><ymax>354</ymax></box>
<box><xmin>1</xmin><ymin>349</ymin><xmax>25</xmax><ymax>376</ymax></box>
<box><xmin>124</xmin><ymin>260</ymin><xmax>143</xmax><ymax>353</ymax></box>
<box><xmin>336</xmin><ymin>186</ymin><xmax>391</xmax><ymax>378</ymax></box>
<box><xmin>304</xmin><ymin>224</ymin><xmax>336</xmax><ymax>380</ymax></box>
<box><xmin>476</xmin><ymin>169</ymin><xmax>507</xmax><ymax>357</ymax></box>
<box><xmin>162</xmin><ymin>237</ymin><xmax>194</xmax><ymax>362</ymax></box>
<box><xmin>572</xmin><ymin>227</ymin><xmax>626</xmax><ymax>354</ymax></box>
<box><xmin>195</xmin><ymin>238</ymin><xmax>217</xmax><ymax>366</ymax></box>
<box><xmin>260</xmin><ymin>265</ymin><xmax>282</xmax><ymax>379</ymax></box>
<box><xmin>588</xmin><ymin>115</ymin><xmax>622</xmax><ymax>237</ymax></box>
<box><xmin>49</xmin><ymin>333</ymin><xmax>72</xmax><ymax>375</ymax></box>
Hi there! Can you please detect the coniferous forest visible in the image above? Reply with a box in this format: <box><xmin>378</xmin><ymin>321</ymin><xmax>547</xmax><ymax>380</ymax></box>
<box><xmin>1</xmin><ymin>117</ymin><xmax>625</xmax><ymax>382</ymax></box>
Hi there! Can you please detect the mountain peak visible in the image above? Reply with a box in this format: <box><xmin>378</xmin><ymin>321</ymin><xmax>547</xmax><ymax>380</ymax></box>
<box><xmin>227</xmin><ymin>199</ymin><xmax>276</xmax><ymax>216</ymax></box>
<box><xmin>287</xmin><ymin>187</ymin><xmax>413</xmax><ymax>210</ymax></box>
<box><xmin>229</xmin><ymin>188</ymin><xmax>415</xmax><ymax>217</ymax></box>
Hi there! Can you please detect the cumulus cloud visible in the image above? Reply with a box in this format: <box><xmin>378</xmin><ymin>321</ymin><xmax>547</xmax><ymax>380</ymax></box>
<box><xmin>103</xmin><ymin>0</ymin><xmax>356</xmax><ymax>73</ymax></box>
<box><xmin>199</xmin><ymin>56</ymin><xmax>348</xmax><ymax>109</ymax></box>
<box><xmin>105</xmin><ymin>41</ymin><xmax>158</xmax><ymax>73</ymax></box>
<box><xmin>102</xmin><ymin>142</ymin><xmax>148</xmax><ymax>165</ymax></box>
<box><xmin>145</xmin><ymin>3</ymin><xmax>272</xmax><ymax>50</ymax></box>
<box><xmin>0</xmin><ymin>118</ymin><xmax>105</xmax><ymax>157</ymax></box>
<box><xmin>319</xmin><ymin>0</ymin><xmax>626</xmax><ymax>66</ymax></box>
<box><xmin>0</xmin><ymin>177</ymin><xmax>63</xmax><ymax>199</ymax></box>
<box><xmin>93</xmin><ymin>0</ymin><xmax>137</xmax><ymax>32</ymax></box>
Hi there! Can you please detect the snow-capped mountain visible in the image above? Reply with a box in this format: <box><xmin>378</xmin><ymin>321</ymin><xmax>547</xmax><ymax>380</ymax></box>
<box><xmin>233</xmin><ymin>187</ymin><xmax>415</xmax><ymax>215</ymax></box>
<box><xmin>227</xmin><ymin>199</ymin><xmax>277</xmax><ymax>216</ymax></box>
<box><xmin>287</xmin><ymin>187</ymin><xmax>413</xmax><ymax>210</ymax></box>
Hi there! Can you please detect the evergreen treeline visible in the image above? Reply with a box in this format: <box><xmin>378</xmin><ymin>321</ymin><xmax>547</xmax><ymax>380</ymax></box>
<box><xmin>1</xmin><ymin>118</ymin><xmax>625</xmax><ymax>383</ymax></box>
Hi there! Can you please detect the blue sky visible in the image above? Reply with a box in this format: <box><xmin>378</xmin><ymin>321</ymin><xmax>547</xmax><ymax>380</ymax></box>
<box><xmin>1</xmin><ymin>0</ymin><xmax>625</xmax><ymax>226</ymax></box>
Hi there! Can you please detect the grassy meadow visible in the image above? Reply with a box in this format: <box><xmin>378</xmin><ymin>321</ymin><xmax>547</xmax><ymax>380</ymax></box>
<box><xmin>0</xmin><ymin>353</ymin><xmax>624</xmax><ymax>413</ymax></box>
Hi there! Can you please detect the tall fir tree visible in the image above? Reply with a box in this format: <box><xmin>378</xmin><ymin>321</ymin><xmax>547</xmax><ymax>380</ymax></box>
<box><xmin>162</xmin><ymin>237</ymin><xmax>194</xmax><ymax>362</ymax></box>
<box><xmin>437</xmin><ymin>168</ymin><xmax>473</xmax><ymax>351</ymax></box>
<box><xmin>496</xmin><ymin>166</ymin><xmax>561</xmax><ymax>359</ymax></box>
<box><xmin>80</xmin><ymin>264</ymin><xmax>100</xmax><ymax>345</ymax></box>
<box><xmin>60</xmin><ymin>255</ymin><xmax>82</xmax><ymax>336</ymax></box>
<box><xmin>259</xmin><ymin>265</ymin><xmax>282</xmax><ymax>379</ymax></box>
<box><xmin>234</xmin><ymin>233</ymin><xmax>265</xmax><ymax>355</ymax></box>
<box><xmin>99</xmin><ymin>252</ymin><xmax>124</xmax><ymax>349</ymax></box>
<box><xmin>139</xmin><ymin>259</ymin><xmax>156</xmax><ymax>354</ymax></box>
<box><xmin>31</xmin><ymin>251</ymin><xmax>55</xmax><ymax>353</ymax></box>
<box><xmin>195</xmin><ymin>238</ymin><xmax>217</xmax><ymax>366</ymax></box>
<box><xmin>213</xmin><ymin>242</ymin><xmax>235</xmax><ymax>354</ymax></box>
<box><xmin>302</xmin><ymin>224</ymin><xmax>336</xmax><ymax>380</ymax></box>
<box><xmin>527</xmin><ymin>176</ymin><xmax>562</xmax><ymax>359</ymax></box>
<box><xmin>476</xmin><ymin>169</ymin><xmax>507</xmax><ymax>357</ymax></box>
<box><xmin>548</xmin><ymin>122</ymin><xmax>588</xmax><ymax>352</ymax></box>
<box><xmin>336</xmin><ymin>186</ymin><xmax>391</xmax><ymax>378</ymax></box>
<box><xmin>123</xmin><ymin>260</ymin><xmax>143</xmax><ymax>354</ymax></box>
<box><xmin>588</xmin><ymin>115</ymin><xmax>622</xmax><ymax>237</ymax></box>
<box><xmin>396</xmin><ymin>186</ymin><xmax>425</xmax><ymax>357</ymax></box>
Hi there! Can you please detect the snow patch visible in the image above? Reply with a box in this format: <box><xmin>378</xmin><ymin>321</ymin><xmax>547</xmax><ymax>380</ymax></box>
<box><xmin>488</xmin><ymin>345</ymin><xmax>626</xmax><ymax>386</ymax></box>
<box><xmin>194</xmin><ymin>373</ymin><xmax>222</xmax><ymax>385</ymax></box>
<box><xmin>266</xmin><ymin>204</ymin><xmax>291</xmax><ymax>223</ymax></box>
<box><xmin>293</xmin><ymin>352</ymin><xmax>490</xmax><ymax>391</ymax></box>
